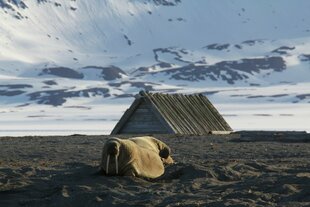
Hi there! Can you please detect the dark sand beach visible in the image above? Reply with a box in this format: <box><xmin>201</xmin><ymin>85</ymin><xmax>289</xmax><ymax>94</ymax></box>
<box><xmin>0</xmin><ymin>133</ymin><xmax>310</xmax><ymax>206</ymax></box>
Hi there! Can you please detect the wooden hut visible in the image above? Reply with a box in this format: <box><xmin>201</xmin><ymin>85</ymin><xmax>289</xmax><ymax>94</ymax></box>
<box><xmin>111</xmin><ymin>91</ymin><xmax>233</xmax><ymax>135</ymax></box>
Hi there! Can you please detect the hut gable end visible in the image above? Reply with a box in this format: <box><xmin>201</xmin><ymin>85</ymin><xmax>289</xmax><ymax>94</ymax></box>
<box><xmin>119</xmin><ymin>100</ymin><xmax>168</xmax><ymax>134</ymax></box>
<box><xmin>111</xmin><ymin>91</ymin><xmax>232</xmax><ymax>135</ymax></box>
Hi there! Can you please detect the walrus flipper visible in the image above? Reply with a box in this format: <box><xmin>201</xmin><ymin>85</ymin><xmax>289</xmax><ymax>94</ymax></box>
<box><xmin>147</xmin><ymin>137</ymin><xmax>174</xmax><ymax>165</ymax></box>
<box><xmin>159</xmin><ymin>147</ymin><xmax>170</xmax><ymax>159</ymax></box>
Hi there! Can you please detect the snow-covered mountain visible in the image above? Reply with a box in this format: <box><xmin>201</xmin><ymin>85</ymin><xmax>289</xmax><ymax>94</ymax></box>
<box><xmin>0</xmin><ymin>0</ymin><xmax>309</xmax><ymax>134</ymax></box>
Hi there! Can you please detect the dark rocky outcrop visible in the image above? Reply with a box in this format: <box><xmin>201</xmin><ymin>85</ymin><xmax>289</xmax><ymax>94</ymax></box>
<box><xmin>39</xmin><ymin>67</ymin><xmax>84</xmax><ymax>79</ymax></box>
<box><xmin>82</xmin><ymin>66</ymin><xmax>126</xmax><ymax>80</ymax></box>
<box><xmin>28</xmin><ymin>88</ymin><xmax>110</xmax><ymax>106</ymax></box>
<box><xmin>147</xmin><ymin>56</ymin><xmax>286</xmax><ymax>84</ymax></box>
<box><xmin>204</xmin><ymin>43</ymin><xmax>230</xmax><ymax>50</ymax></box>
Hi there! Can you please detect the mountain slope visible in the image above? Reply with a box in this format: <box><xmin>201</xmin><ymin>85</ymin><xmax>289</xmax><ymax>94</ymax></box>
<box><xmin>0</xmin><ymin>0</ymin><xmax>310</xmax><ymax>134</ymax></box>
<box><xmin>1</xmin><ymin>0</ymin><xmax>310</xmax><ymax>98</ymax></box>
<box><xmin>1</xmin><ymin>0</ymin><xmax>310</xmax><ymax>70</ymax></box>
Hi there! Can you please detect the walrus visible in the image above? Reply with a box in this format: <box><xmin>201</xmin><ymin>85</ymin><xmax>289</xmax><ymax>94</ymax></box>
<box><xmin>100</xmin><ymin>136</ymin><xmax>174</xmax><ymax>179</ymax></box>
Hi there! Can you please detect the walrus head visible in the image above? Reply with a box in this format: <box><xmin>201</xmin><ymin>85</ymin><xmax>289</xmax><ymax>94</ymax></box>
<box><xmin>106</xmin><ymin>141</ymin><xmax>120</xmax><ymax>156</ymax></box>
<box><xmin>104</xmin><ymin>139</ymin><xmax>120</xmax><ymax>175</ymax></box>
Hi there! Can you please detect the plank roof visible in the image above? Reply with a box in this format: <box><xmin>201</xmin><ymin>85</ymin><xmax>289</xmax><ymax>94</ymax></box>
<box><xmin>111</xmin><ymin>91</ymin><xmax>232</xmax><ymax>135</ymax></box>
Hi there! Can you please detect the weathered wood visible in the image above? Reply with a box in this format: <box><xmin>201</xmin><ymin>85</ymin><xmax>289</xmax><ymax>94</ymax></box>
<box><xmin>121</xmin><ymin>123</ymin><xmax>165</xmax><ymax>130</ymax></box>
<box><xmin>175</xmin><ymin>94</ymin><xmax>198</xmax><ymax>133</ymax></box>
<box><xmin>154</xmin><ymin>93</ymin><xmax>186</xmax><ymax>133</ymax></box>
<box><xmin>142</xmin><ymin>92</ymin><xmax>176</xmax><ymax>134</ymax></box>
<box><xmin>178</xmin><ymin>94</ymin><xmax>208</xmax><ymax>134</ymax></box>
<box><xmin>194</xmin><ymin>94</ymin><xmax>220</xmax><ymax>130</ymax></box>
<box><xmin>129</xmin><ymin>115</ymin><xmax>158</xmax><ymax>122</ymax></box>
<box><xmin>110</xmin><ymin>97</ymin><xmax>142</xmax><ymax>135</ymax></box>
<box><xmin>210</xmin><ymin>131</ymin><xmax>232</xmax><ymax>135</ymax></box>
<box><xmin>111</xmin><ymin>91</ymin><xmax>232</xmax><ymax>135</ymax></box>
<box><xmin>120</xmin><ymin>120</ymin><xmax>167</xmax><ymax>133</ymax></box>
<box><xmin>191</xmin><ymin>94</ymin><xmax>215</xmax><ymax>132</ymax></box>
<box><xmin>135</xmin><ymin>108</ymin><xmax>150</xmax><ymax>113</ymax></box>
<box><xmin>199</xmin><ymin>94</ymin><xmax>232</xmax><ymax>131</ymax></box>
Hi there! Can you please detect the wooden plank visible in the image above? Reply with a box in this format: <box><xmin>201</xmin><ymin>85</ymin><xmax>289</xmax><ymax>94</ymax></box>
<box><xmin>155</xmin><ymin>93</ymin><xmax>184</xmax><ymax>133</ymax></box>
<box><xmin>128</xmin><ymin>115</ymin><xmax>159</xmax><ymax>122</ymax></box>
<box><xmin>121</xmin><ymin>126</ymin><xmax>166</xmax><ymax>131</ymax></box>
<box><xmin>171</xmin><ymin>94</ymin><xmax>200</xmax><ymax>134</ymax></box>
<box><xmin>194</xmin><ymin>94</ymin><xmax>225</xmax><ymax>131</ymax></box>
<box><xmin>110</xmin><ymin>97</ymin><xmax>142</xmax><ymax>135</ymax></box>
<box><xmin>191</xmin><ymin>94</ymin><xmax>219</xmax><ymax>131</ymax></box>
<box><xmin>121</xmin><ymin>125</ymin><xmax>166</xmax><ymax>130</ymax></box>
<box><xmin>199</xmin><ymin>94</ymin><xmax>232</xmax><ymax>131</ymax></box>
<box><xmin>120</xmin><ymin>121</ymin><xmax>167</xmax><ymax>133</ymax></box>
<box><xmin>136</xmin><ymin>102</ymin><xmax>149</xmax><ymax>109</ymax></box>
<box><xmin>141</xmin><ymin>92</ymin><xmax>175</xmax><ymax>134</ymax></box>
<box><xmin>135</xmin><ymin>108</ymin><xmax>151</xmax><ymax>113</ymax></box>
<box><xmin>155</xmin><ymin>93</ymin><xmax>187</xmax><ymax>134</ymax></box>
<box><xmin>191</xmin><ymin>95</ymin><xmax>214</xmax><ymax>133</ymax></box>
<box><xmin>120</xmin><ymin>130</ymin><xmax>168</xmax><ymax>134</ymax></box>
<box><xmin>177</xmin><ymin>94</ymin><xmax>208</xmax><ymax>134</ymax></box>
<box><xmin>123</xmin><ymin>120</ymin><xmax>166</xmax><ymax>126</ymax></box>
<box><xmin>211</xmin><ymin>131</ymin><xmax>232</xmax><ymax>135</ymax></box>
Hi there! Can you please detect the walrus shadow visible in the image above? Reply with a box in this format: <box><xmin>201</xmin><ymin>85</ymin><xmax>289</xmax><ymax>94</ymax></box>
<box><xmin>152</xmin><ymin>163</ymin><xmax>207</xmax><ymax>183</ymax></box>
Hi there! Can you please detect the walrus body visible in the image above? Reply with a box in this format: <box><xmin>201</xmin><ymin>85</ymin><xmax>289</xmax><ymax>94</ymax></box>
<box><xmin>100</xmin><ymin>136</ymin><xmax>174</xmax><ymax>179</ymax></box>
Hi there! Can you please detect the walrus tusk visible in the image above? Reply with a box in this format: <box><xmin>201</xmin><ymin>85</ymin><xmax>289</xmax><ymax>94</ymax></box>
<box><xmin>115</xmin><ymin>155</ymin><xmax>118</xmax><ymax>174</ymax></box>
<box><xmin>106</xmin><ymin>154</ymin><xmax>110</xmax><ymax>175</ymax></box>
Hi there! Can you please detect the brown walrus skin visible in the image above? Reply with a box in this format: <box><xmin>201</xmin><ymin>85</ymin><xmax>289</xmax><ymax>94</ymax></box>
<box><xmin>100</xmin><ymin>136</ymin><xmax>174</xmax><ymax>179</ymax></box>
